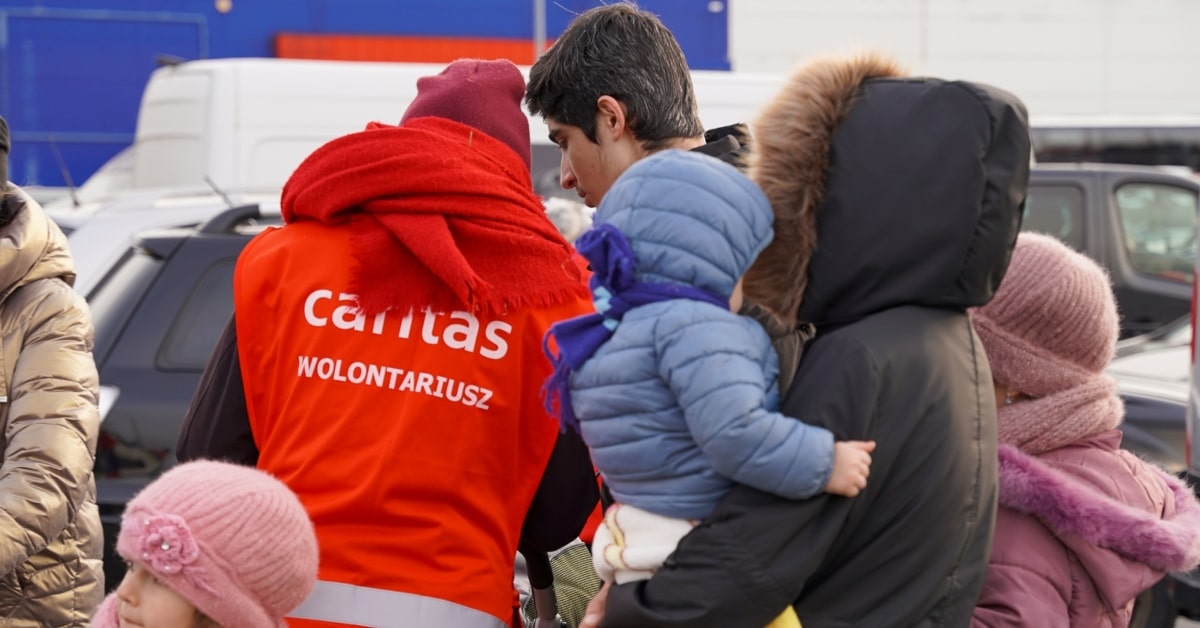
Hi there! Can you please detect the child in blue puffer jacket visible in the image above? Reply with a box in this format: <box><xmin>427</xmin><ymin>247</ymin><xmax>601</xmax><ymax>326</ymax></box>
<box><xmin>544</xmin><ymin>149</ymin><xmax>875</xmax><ymax>627</ymax></box>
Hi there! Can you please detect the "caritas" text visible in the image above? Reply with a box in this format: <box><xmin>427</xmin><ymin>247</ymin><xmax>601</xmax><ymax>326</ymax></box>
<box><xmin>303</xmin><ymin>290</ymin><xmax>512</xmax><ymax>360</ymax></box>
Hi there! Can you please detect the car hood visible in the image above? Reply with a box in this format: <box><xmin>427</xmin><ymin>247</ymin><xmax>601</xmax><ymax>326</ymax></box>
<box><xmin>1107</xmin><ymin>345</ymin><xmax>1190</xmax><ymax>404</ymax></box>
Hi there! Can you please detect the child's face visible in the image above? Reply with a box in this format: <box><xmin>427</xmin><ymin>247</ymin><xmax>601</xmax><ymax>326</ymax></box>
<box><xmin>115</xmin><ymin>561</ymin><xmax>204</xmax><ymax>628</ymax></box>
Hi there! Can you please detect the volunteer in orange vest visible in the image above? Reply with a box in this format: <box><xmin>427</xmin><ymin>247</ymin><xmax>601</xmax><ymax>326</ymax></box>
<box><xmin>179</xmin><ymin>58</ymin><xmax>599</xmax><ymax>628</ymax></box>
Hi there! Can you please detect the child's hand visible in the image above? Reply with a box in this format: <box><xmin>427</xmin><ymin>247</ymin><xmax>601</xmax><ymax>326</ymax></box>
<box><xmin>825</xmin><ymin>440</ymin><xmax>876</xmax><ymax>497</ymax></box>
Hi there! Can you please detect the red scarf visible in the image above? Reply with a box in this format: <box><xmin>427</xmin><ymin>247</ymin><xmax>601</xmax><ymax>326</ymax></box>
<box><xmin>282</xmin><ymin>117</ymin><xmax>586</xmax><ymax>315</ymax></box>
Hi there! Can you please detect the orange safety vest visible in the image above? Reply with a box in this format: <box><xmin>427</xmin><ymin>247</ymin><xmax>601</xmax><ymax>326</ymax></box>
<box><xmin>235</xmin><ymin>220</ymin><xmax>592</xmax><ymax>626</ymax></box>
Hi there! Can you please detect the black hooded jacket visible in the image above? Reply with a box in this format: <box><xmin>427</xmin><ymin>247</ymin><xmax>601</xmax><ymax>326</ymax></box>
<box><xmin>603</xmin><ymin>53</ymin><xmax>1031</xmax><ymax>628</ymax></box>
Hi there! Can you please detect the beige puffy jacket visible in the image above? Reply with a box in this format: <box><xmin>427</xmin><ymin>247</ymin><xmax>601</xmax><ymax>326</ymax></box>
<box><xmin>0</xmin><ymin>186</ymin><xmax>103</xmax><ymax>625</ymax></box>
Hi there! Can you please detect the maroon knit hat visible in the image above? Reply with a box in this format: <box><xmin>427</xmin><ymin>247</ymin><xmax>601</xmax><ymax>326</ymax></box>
<box><xmin>400</xmin><ymin>58</ymin><xmax>531</xmax><ymax>171</ymax></box>
<box><xmin>972</xmin><ymin>232</ymin><xmax>1120</xmax><ymax>398</ymax></box>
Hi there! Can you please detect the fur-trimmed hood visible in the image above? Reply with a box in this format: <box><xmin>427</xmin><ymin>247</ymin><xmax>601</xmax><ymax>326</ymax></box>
<box><xmin>743</xmin><ymin>52</ymin><xmax>1032</xmax><ymax>329</ymax></box>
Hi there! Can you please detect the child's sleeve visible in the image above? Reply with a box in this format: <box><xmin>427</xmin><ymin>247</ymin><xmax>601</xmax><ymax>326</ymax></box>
<box><xmin>655</xmin><ymin>308</ymin><xmax>836</xmax><ymax>499</ymax></box>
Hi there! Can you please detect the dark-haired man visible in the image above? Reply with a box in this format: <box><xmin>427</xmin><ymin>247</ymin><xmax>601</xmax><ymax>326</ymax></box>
<box><xmin>526</xmin><ymin>2</ymin><xmax>749</xmax><ymax>208</ymax></box>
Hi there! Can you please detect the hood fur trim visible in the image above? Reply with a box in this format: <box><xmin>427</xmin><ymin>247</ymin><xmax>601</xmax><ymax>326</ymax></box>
<box><xmin>999</xmin><ymin>444</ymin><xmax>1200</xmax><ymax>572</ymax></box>
<box><xmin>743</xmin><ymin>51</ymin><xmax>907</xmax><ymax>327</ymax></box>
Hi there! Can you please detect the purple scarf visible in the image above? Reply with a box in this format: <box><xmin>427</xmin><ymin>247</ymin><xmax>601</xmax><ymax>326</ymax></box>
<box><xmin>543</xmin><ymin>224</ymin><xmax>728</xmax><ymax>432</ymax></box>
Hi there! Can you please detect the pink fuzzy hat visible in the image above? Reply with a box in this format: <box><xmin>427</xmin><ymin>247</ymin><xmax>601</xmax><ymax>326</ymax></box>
<box><xmin>400</xmin><ymin>58</ymin><xmax>531</xmax><ymax>171</ymax></box>
<box><xmin>972</xmin><ymin>232</ymin><xmax>1120</xmax><ymax>397</ymax></box>
<box><xmin>114</xmin><ymin>460</ymin><xmax>318</xmax><ymax>627</ymax></box>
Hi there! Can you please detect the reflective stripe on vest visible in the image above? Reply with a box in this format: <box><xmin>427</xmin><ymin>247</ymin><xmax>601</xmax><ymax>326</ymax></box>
<box><xmin>288</xmin><ymin>581</ymin><xmax>508</xmax><ymax>628</ymax></box>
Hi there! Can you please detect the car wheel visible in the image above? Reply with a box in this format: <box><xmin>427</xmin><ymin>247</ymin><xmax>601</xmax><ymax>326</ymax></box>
<box><xmin>1131</xmin><ymin>579</ymin><xmax>1177</xmax><ymax>628</ymax></box>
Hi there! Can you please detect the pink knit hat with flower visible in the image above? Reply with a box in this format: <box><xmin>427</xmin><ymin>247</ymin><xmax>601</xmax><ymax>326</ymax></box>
<box><xmin>108</xmin><ymin>460</ymin><xmax>318</xmax><ymax>627</ymax></box>
<box><xmin>400</xmin><ymin>58</ymin><xmax>531</xmax><ymax>171</ymax></box>
<box><xmin>972</xmin><ymin>232</ymin><xmax>1120</xmax><ymax>397</ymax></box>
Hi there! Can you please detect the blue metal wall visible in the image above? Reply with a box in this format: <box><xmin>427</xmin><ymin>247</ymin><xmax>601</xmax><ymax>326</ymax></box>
<box><xmin>0</xmin><ymin>0</ymin><xmax>729</xmax><ymax>187</ymax></box>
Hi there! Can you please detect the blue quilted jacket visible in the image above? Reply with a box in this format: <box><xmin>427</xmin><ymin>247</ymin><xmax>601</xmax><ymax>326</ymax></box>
<box><xmin>570</xmin><ymin>150</ymin><xmax>835</xmax><ymax>520</ymax></box>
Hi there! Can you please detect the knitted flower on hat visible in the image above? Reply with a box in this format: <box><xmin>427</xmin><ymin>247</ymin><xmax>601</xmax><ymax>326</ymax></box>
<box><xmin>128</xmin><ymin>513</ymin><xmax>204</xmax><ymax>579</ymax></box>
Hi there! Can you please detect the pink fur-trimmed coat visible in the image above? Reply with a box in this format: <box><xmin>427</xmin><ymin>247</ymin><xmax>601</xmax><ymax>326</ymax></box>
<box><xmin>973</xmin><ymin>431</ymin><xmax>1200</xmax><ymax>627</ymax></box>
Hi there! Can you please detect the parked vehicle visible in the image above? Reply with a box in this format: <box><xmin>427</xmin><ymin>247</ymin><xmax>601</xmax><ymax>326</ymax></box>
<box><xmin>1025</xmin><ymin>163</ymin><xmax>1200</xmax><ymax>338</ymax></box>
<box><xmin>1111</xmin><ymin>316</ymin><xmax>1191</xmax><ymax>476</ymax></box>
<box><xmin>87</xmin><ymin>203</ymin><xmax>279</xmax><ymax>588</ymax></box>
<box><xmin>1181</xmin><ymin>218</ymin><xmax>1200</xmax><ymax>625</ymax></box>
<box><xmin>1102</xmin><ymin>317</ymin><xmax>1196</xmax><ymax>628</ymax></box>
<box><xmin>1109</xmin><ymin>319</ymin><xmax>1190</xmax><ymax>473</ymax></box>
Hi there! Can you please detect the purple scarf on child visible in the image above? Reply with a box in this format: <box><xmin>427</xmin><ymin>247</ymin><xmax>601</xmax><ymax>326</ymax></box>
<box><xmin>543</xmin><ymin>223</ymin><xmax>728</xmax><ymax>432</ymax></box>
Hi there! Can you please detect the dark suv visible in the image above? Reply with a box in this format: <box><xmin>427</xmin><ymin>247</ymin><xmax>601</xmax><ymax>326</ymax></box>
<box><xmin>84</xmin><ymin>204</ymin><xmax>280</xmax><ymax>588</ymax></box>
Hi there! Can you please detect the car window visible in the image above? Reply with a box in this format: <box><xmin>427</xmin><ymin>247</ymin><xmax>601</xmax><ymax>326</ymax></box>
<box><xmin>1116</xmin><ymin>182</ymin><xmax>1198</xmax><ymax>283</ymax></box>
<box><xmin>88</xmin><ymin>250</ymin><xmax>162</xmax><ymax>366</ymax></box>
<box><xmin>155</xmin><ymin>259</ymin><xmax>235</xmax><ymax>371</ymax></box>
<box><xmin>1023</xmin><ymin>184</ymin><xmax>1086</xmax><ymax>250</ymax></box>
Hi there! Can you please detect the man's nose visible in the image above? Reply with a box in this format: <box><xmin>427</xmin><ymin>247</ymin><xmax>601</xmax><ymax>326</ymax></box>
<box><xmin>560</xmin><ymin>159</ymin><xmax>577</xmax><ymax>190</ymax></box>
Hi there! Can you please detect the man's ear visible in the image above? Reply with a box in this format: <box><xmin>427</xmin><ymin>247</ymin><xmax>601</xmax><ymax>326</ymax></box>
<box><xmin>595</xmin><ymin>95</ymin><xmax>629</xmax><ymax>142</ymax></box>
